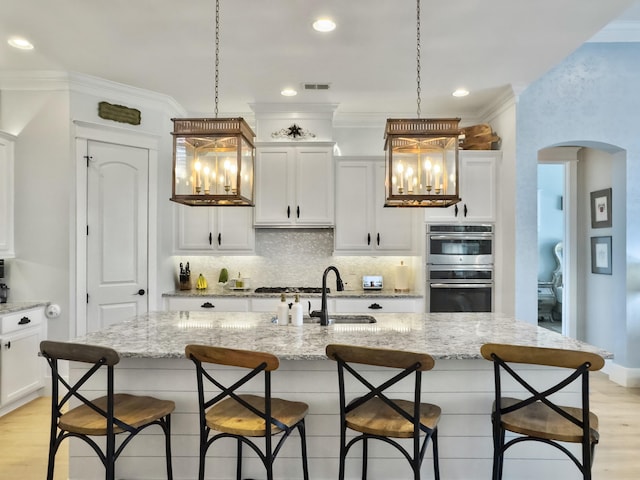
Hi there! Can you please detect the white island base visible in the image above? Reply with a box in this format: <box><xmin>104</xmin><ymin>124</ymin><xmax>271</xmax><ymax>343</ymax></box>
<box><xmin>69</xmin><ymin>357</ymin><xmax>586</xmax><ymax>480</ymax></box>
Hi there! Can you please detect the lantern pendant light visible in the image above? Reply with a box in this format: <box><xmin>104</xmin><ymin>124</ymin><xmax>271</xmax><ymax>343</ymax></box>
<box><xmin>171</xmin><ymin>0</ymin><xmax>255</xmax><ymax>206</ymax></box>
<box><xmin>384</xmin><ymin>0</ymin><xmax>461</xmax><ymax>208</ymax></box>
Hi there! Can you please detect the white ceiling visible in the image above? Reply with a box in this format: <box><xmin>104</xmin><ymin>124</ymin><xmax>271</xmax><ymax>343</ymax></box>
<box><xmin>1</xmin><ymin>0</ymin><xmax>639</xmax><ymax>121</ymax></box>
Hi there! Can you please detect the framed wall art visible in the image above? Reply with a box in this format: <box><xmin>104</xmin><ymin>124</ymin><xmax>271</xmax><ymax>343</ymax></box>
<box><xmin>590</xmin><ymin>188</ymin><xmax>612</xmax><ymax>228</ymax></box>
<box><xmin>591</xmin><ymin>236</ymin><xmax>612</xmax><ymax>275</ymax></box>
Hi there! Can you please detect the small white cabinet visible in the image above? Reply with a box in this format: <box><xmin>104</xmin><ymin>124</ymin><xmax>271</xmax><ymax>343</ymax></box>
<box><xmin>164</xmin><ymin>297</ymin><xmax>250</xmax><ymax>312</ymax></box>
<box><xmin>425</xmin><ymin>150</ymin><xmax>500</xmax><ymax>223</ymax></box>
<box><xmin>334</xmin><ymin>158</ymin><xmax>417</xmax><ymax>254</ymax></box>
<box><xmin>334</xmin><ymin>297</ymin><xmax>421</xmax><ymax>313</ymax></box>
<box><xmin>0</xmin><ymin>132</ymin><xmax>16</xmax><ymax>258</ymax></box>
<box><xmin>0</xmin><ymin>306</ymin><xmax>47</xmax><ymax>415</ymax></box>
<box><xmin>254</xmin><ymin>144</ymin><xmax>334</xmax><ymax>227</ymax></box>
<box><xmin>174</xmin><ymin>204</ymin><xmax>255</xmax><ymax>254</ymax></box>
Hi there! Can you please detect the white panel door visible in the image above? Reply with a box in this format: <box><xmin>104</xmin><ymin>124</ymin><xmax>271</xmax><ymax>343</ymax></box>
<box><xmin>86</xmin><ymin>141</ymin><xmax>148</xmax><ymax>332</ymax></box>
<box><xmin>334</xmin><ymin>161</ymin><xmax>373</xmax><ymax>251</ymax></box>
<box><xmin>295</xmin><ymin>146</ymin><xmax>334</xmax><ymax>225</ymax></box>
<box><xmin>254</xmin><ymin>148</ymin><xmax>292</xmax><ymax>225</ymax></box>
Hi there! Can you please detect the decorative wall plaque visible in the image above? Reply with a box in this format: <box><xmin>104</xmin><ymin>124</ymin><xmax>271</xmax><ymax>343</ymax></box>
<box><xmin>98</xmin><ymin>101</ymin><xmax>141</xmax><ymax>125</ymax></box>
<box><xmin>271</xmin><ymin>123</ymin><xmax>316</xmax><ymax>140</ymax></box>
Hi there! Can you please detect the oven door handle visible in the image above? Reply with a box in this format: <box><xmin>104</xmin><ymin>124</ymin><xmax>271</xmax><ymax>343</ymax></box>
<box><xmin>430</xmin><ymin>283</ymin><xmax>492</xmax><ymax>289</ymax></box>
<box><xmin>429</xmin><ymin>235</ymin><xmax>492</xmax><ymax>241</ymax></box>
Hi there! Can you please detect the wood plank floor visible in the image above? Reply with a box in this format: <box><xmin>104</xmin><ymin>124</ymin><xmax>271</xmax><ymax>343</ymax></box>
<box><xmin>0</xmin><ymin>372</ymin><xmax>638</xmax><ymax>479</ymax></box>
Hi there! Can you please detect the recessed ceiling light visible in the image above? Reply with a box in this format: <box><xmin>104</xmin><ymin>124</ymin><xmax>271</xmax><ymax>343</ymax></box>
<box><xmin>8</xmin><ymin>37</ymin><xmax>34</xmax><ymax>50</ymax></box>
<box><xmin>281</xmin><ymin>88</ymin><xmax>298</xmax><ymax>97</ymax></box>
<box><xmin>452</xmin><ymin>88</ymin><xmax>470</xmax><ymax>97</ymax></box>
<box><xmin>313</xmin><ymin>18</ymin><xmax>336</xmax><ymax>33</ymax></box>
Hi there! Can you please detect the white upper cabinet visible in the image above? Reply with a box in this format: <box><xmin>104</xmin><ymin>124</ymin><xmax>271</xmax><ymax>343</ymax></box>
<box><xmin>174</xmin><ymin>204</ymin><xmax>255</xmax><ymax>254</ymax></box>
<box><xmin>334</xmin><ymin>158</ymin><xmax>417</xmax><ymax>255</ymax></box>
<box><xmin>0</xmin><ymin>132</ymin><xmax>15</xmax><ymax>258</ymax></box>
<box><xmin>254</xmin><ymin>144</ymin><xmax>334</xmax><ymax>227</ymax></box>
<box><xmin>425</xmin><ymin>150</ymin><xmax>500</xmax><ymax>223</ymax></box>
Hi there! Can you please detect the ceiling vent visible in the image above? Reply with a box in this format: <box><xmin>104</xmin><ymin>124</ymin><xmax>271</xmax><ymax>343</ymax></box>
<box><xmin>303</xmin><ymin>83</ymin><xmax>331</xmax><ymax>90</ymax></box>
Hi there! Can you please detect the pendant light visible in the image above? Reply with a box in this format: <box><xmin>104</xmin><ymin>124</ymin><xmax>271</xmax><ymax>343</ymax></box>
<box><xmin>171</xmin><ymin>0</ymin><xmax>255</xmax><ymax>206</ymax></box>
<box><xmin>384</xmin><ymin>0</ymin><xmax>461</xmax><ymax>208</ymax></box>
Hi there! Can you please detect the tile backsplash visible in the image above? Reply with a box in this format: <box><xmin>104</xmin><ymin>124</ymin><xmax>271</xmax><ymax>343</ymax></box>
<box><xmin>172</xmin><ymin>229</ymin><xmax>423</xmax><ymax>293</ymax></box>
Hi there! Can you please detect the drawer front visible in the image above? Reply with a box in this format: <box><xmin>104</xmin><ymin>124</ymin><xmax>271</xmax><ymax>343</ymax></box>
<box><xmin>251</xmin><ymin>297</ymin><xmax>324</xmax><ymax>313</ymax></box>
<box><xmin>334</xmin><ymin>298</ymin><xmax>418</xmax><ymax>313</ymax></box>
<box><xmin>166</xmin><ymin>297</ymin><xmax>249</xmax><ymax>312</ymax></box>
<box><xmin>0</xmin><ymin>307</ymin><xmax>44</xmax><ymax>334</ymax></box>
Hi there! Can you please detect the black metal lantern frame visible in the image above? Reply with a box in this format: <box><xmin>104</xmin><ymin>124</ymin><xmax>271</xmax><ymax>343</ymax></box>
<box><xmin>171</xmin><ymin>118</ymin><xmax>255</xmax><ymax>206</ymax></box>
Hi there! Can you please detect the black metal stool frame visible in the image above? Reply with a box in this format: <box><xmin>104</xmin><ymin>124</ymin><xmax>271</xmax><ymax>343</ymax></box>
<box><xmin>42</xmin><ymin>346</ymin><xmax>173</xmax><ymax>480</ymax></box>
<box><xmin>189</xmin><ymin>355</ymin><xmax>309</xmax><ymax>480</ymax></box>
<box><xmin>489</xmin><ymin>352</ymin><xmax>597</xmax><ymax>480</ymax></box>
<box><xmin>334</xmin><ymin>354</ymin><xmax>440</xmax><ymax>480</ymax></box>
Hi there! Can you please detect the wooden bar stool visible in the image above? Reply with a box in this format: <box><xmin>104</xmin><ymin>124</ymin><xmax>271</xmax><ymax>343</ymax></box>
<box><xmin>40</xmin><ymin>340</ymin><xmax>175</xmax><ymax>480</ymax></box>
<box><xmin>185</xmin><ymin>344</ymin><xmax>309</xmax><ymax>480</ymax></box>
<box><xmin>325</xmin><ymin>344</ymin><xmax>441</xmax><ymax>480</ymax></box>
<box><xmin>480</xmin><ymin>343</ymin><xmax>605</xmax><ymax>480</ymax></box>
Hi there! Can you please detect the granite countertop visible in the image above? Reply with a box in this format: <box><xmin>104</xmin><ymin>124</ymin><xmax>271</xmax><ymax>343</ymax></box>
<box><xmin>162</xmin><ymin>289</ymin><xmax>423</xmax><ymax>299</ymax></box>
<box><xmin>0</xmin><ymin>302</ymin><xmax>49</xmax><ymax>315</ymax></box>
<box><xmin>72</xmin><ymin>311</ymin><xmax>612</xmax><ymax>361</ymax></box>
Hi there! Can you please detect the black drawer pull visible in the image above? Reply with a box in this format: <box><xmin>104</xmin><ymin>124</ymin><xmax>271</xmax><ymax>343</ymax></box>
<box><xmin>18</xmin><ymin>316</ymin><xmax>31</xmax><ymax>325</ymax></box>
<box><xmin>368</xmin><ymin>303</ymin><xmax>383</xmax><ymax>310</ymax></box>
<box><xmin>201</xmin><ymin>302</ymin><xmax>215</xmax><ymax>309</ymax></box>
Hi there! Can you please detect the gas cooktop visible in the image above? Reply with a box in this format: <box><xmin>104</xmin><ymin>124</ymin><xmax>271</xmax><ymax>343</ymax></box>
<box><xmin>253</xmin><ymin>287</ymin><xmax>330</xmax><ymax>294</ymax></box>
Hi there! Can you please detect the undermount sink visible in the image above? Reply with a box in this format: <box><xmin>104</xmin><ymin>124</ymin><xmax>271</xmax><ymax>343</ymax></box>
<box><xmin>303</xmin><ymin>314</ymin><xmax>377</xmax><ymax>325</ymax></box>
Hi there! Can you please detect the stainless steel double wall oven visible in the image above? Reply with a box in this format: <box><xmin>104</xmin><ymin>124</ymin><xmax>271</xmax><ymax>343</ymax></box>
<box><xmin>426</xmin><ymin>224</ymin><xmax>494</xmax><ymax>312</ymax></box>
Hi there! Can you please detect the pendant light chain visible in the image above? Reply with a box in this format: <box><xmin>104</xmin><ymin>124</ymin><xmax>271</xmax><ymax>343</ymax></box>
<box><xmin>214</xmin><ymin>0</ymin><xmax>220</xmax><ymax>118</ymax></box>
<box><xmin>416</xmin><ymin>0</ymin><xmax>421</xmax><ymax>118</ymax></box>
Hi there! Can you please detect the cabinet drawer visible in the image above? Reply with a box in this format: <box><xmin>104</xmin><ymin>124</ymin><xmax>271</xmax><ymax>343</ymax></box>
<box><xmin>0</xmin><ymin>307</ymin><xmax>44</xmax><ymax>334</ymax></box>
<box><xmin>166</xmin><ymin>298</ymin><xmax>249</xmax><ymax>312</ymax></box>
<box><xmin>251</xmin><ymin>297</ymin><xmax>325</xmax><ymax>313</ymax></box>
<box><xmin>334</xmin><ymin>298</ymin><xmax>419</xmax><ymax>313</ymax></box>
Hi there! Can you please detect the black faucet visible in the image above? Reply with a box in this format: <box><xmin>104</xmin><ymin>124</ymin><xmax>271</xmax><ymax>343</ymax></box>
<box><xmin>309</xmin><ymin>266</ymin><xmax>344</xmax><ymax>326</ymax></box>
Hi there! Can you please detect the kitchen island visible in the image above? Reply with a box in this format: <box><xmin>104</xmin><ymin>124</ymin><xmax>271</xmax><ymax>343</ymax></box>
<box><xmin>69</xmin><ymin>311</ymin><xmax>611</xmax><ymax>480</ymax></box>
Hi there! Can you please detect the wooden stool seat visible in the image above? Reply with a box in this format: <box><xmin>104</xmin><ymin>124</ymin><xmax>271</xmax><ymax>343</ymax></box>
<box><xmin>59</xmin><ymin>393</ymin><xmax>176</xmax><ymax>435</ymax></box>
<box><xmin>207</xmin><ymin>394</ymin><xmax>309</xmax><ymax>437</ymax></box>
<box><xmin>346</xmin><ymin>397</ymin><xmax>441</xmax><ymax>438</ymax></box>
<box><xmin>497</xmin><ymin>397</ymin><xmax>599</xmax><ymax>444</ymax></box>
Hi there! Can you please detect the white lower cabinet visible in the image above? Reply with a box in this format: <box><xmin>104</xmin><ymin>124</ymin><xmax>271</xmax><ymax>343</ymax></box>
<box><xmin>164</xmin><ymin>297</ymin><xmax>250</xmax><ymax>312</ymax></box>
<box><xmin>0</xmin><ymin>306</ymin><xmax>47</xmax><ymax>415</ymax></box>
<box><xmin>251</xmin><ymin>297</ymin><xmax>324</xmax><ymax>316</ymax></box>
<box><xmin>334</xmin><ymin>298</ymin><xmax>420</xmax><ymax>313</ymax></box>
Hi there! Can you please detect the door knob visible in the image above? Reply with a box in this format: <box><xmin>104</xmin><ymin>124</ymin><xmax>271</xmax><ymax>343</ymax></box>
<box><xmin>135</xmin><ymin>289</ymin><xmax>146</xmax><ymax>296</ymax></box>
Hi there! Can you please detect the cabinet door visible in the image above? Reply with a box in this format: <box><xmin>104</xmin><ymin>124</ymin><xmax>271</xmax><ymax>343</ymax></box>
<box><xmin>457</xmin><ymin>153</ymin><xmax>497</xmax><ymax>222</ymax></box>
<box><xmin>373</xmin><ymin>163</ymin><xmax>416</xmax><ymax>252</ymax></box>
<box><xmin>175</xmin><ymin>205</ymin><xmax>255</xmax><ymax>253</ymax></box>
<box><xmin>424</xmin><ymin>151</ymin><xmax>498</xmax><ymax>223</ymax></box>
<box><xmin>334</xmin><ymin>162</ymin><xmax>373</xmax><ymax>252</ymax></box>
<box><xmin>254</xmin><ymin>147</ymin><xmax>293</xmax><ymax>225</ymax></box>
<box><xmin>0</xmin><ymin>133</ymin><xmax>15</xmax><ymax>258</ymax></box>
<box><xmin>0</xmin><ymin>328</ymin><xmax>44</xmax><ymax>406</ymax></box>
<box><xmin>295</xmin><ymin>146</ymin><xmax>334</xmax><ymax>225</ymax></box>
<box><xmin>175</xmin><ymin>204</ymin><xmax>215</xmax><ymax>250</ymax></box>
<box><xmin>217</xmin><ymin>207</ymin><xmax>255</xmax><ymax>252</ymax></box>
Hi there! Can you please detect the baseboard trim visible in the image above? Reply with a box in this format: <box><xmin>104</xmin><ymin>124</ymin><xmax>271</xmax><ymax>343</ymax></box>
<box><xmin>602</xmin><ymin>360</ymin><xmax>640</xmax><ymax>387</ymax></box>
